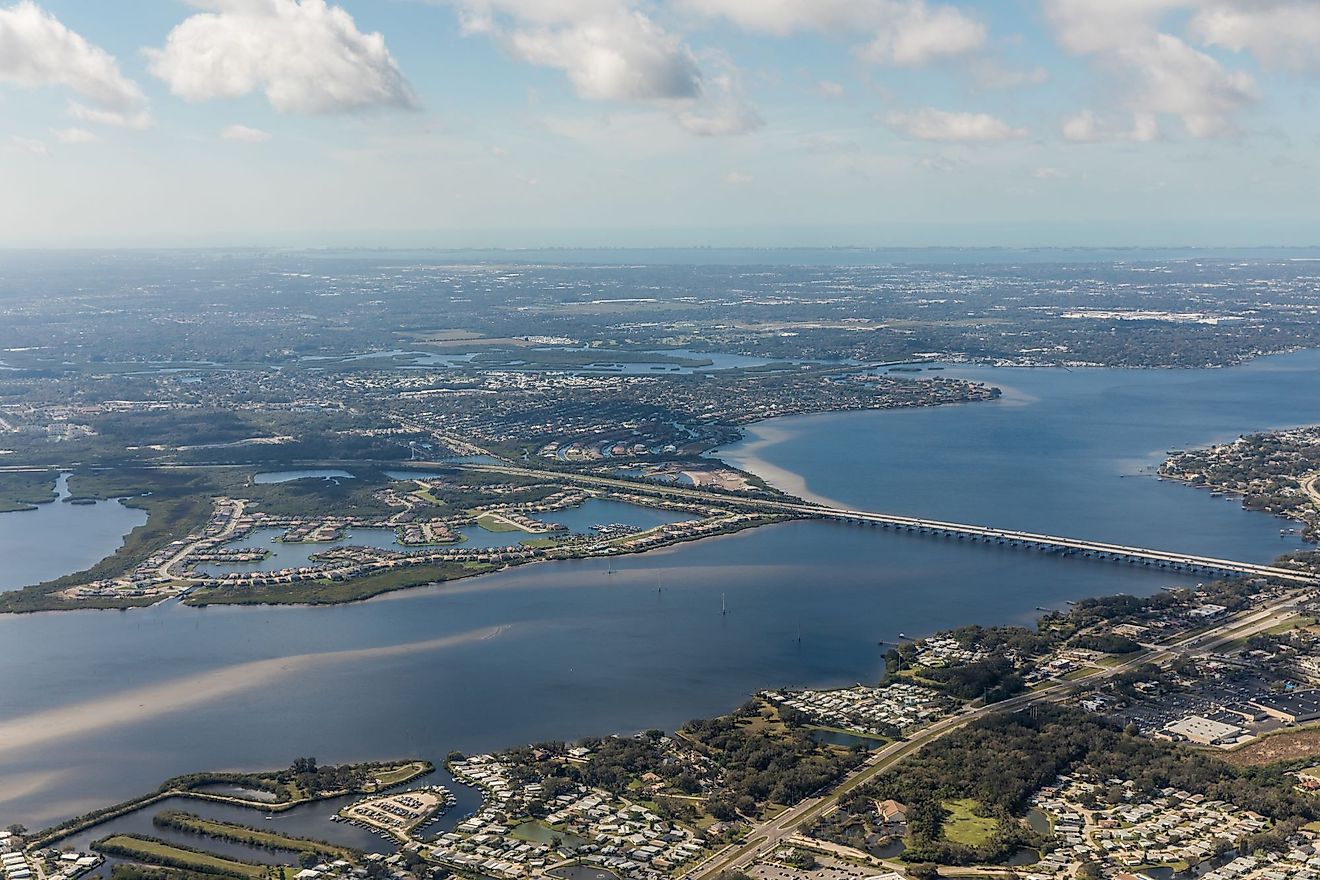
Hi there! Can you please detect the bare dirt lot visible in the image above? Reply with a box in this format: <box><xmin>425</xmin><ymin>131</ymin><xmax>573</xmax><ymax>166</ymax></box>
<box><xmin>1223</xmin><ymin>727</ymin><xmax>1320</xmax><ymax>767</ymax></box>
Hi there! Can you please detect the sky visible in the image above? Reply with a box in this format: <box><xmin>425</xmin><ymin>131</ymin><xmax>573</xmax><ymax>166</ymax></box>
<box><xmin>2</xmin><ymin>0</ymin><xmax>1320</xmax><ymax>249</ymax></box>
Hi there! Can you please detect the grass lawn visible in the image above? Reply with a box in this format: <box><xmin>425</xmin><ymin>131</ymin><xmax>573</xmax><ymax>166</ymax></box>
<box><xmin>370</xmin><ymin>761</ymin><xmax>430</xmax><ymax>787</ymax></box>
<box><xmin>474</xmin><ymin>513</ymin><xmax>524</xmax><ymax>533</ymax></box>
<box><xmin>941</xmin><ymin>799</ymin><xmax>998</xmax><ymax>847</ymax></box>
<box><xmin>97</xmin><ymin>834</ymin><xmax>269</xmax><ymax>878</ymax></box>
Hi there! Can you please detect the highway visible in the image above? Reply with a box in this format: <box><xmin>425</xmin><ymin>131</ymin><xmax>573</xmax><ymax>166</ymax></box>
<box><xmin>680</xmin><ymin>590</ymin><xmax>1306</xmax><ymax>880</ymax></box>
<box><xmin>462</xmin><ymin>462</ymin><xmax>1318</xmax><ymax>586</ymax></box>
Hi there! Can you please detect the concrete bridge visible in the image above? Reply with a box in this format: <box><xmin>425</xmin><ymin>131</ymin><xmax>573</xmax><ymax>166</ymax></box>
<box><xmin>462</xmin><ymin>463</ymin><xmax>1318</xmax><ymax>585</ymax></box>
<box><xmin>782</xmin><ymin>503</ymin><xmax>1316</xmax><ymax>584</ymax></box>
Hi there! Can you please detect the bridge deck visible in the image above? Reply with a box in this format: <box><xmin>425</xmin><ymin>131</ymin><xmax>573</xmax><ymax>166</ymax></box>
<box><xmin>803</xmin><ymin>505</ymin><xmax>1313</xmax><ymax>583</ymax></box>
<box><xmin>465</xmin><ymin>464</ymin><xmax>1318</xmax><ymax>586</ymax></box>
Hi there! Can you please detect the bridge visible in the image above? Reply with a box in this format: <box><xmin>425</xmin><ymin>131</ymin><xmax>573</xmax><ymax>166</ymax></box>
<box><xmin>460</xmin><ymin>462</ymin><xmax>1319</xmax><ymax>586</ymax></box>
<box><xmin>779</xmin><ymin>503</ymin><xmax>1317</xmax><ymax>584</ymax></box>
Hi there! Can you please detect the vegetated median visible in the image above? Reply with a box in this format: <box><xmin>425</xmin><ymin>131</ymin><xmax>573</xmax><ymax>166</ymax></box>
<box><xmin>151</xmin><ymin>812</ymin><xmax>360</xmax><ymax>862</ymax></box>
<box><xmin>93</xmin><ymin>834</ymin><xmax>268</xmax><ymax>879</ymax></box>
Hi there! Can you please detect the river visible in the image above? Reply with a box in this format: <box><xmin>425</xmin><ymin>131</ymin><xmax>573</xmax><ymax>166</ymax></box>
<box><xmin>1</xmin><ymin>351</ymin><xmax>1318</xmax><ymax>828</ymax></box>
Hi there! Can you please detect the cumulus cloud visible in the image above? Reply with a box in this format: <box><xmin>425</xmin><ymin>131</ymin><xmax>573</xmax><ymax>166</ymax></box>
<box><xmin>1190</xmin><ymin>1</ymin><xmax>1320</xmax><ymax>74</ymax></box>
<box><xmin>445</xmin><ymin>1</ymin><xmax>758</xmax><ymax>135</ymax></box>
<box><xmin>725</xmin><ymin>170</ymin><xmax>753</xmax><ymax>184</ymax></box>
<box><xmin>221</xmin><ymin>123</ymin><xmax>272</xmax><ymax>142</ymax></box>
<box><xmin>679</xmin><ymin>0</ymin><xmax>986</xmax><ymax>66</ymax></box>
<box><xmin>884</xmin><ymin>107</ymin><xmax>1026</xmax><ymax>141</ymax></box>
<box><xmin>0</xmin><ymin>1</ymin><xmax>150</xmax><ymax>124</ymax></box>
<box><xmin>1042</xmin><ymin>0</ymin><xmax>1257</xmax><ymax>139</ymax></box>
<box><xmin>1122</xmin><ymin>34</ymin><xmax>1257</xmax><ymax>138</ymax></box>
<box><xmin>675</xmin><ymin>68</ymin><xmax>761</xmax><ymax>136</ymax></box>
<box><xmin>449</xmin><ymin>0</ymin><xmax>700</xmax><ymax>100</ymax></box>
<box><xmin>147</xmin><ymin>0</ymin><xmax>416</xmax><ymax>114</ymax></box>
<box><xmin>1042</xmin><ymin>0</ymin><xmax>1185</xmax><ymax>54</ymax></box>
<box><xmin>857</xmin><ymin>2</ymin><xmax>986</xmax><ymax>66</ymax></box>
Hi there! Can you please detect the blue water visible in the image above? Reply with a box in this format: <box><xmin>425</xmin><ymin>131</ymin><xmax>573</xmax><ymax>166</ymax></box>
<box><xmin>196</xmin><ymin>527</ymin><xmax>409</xmax><ymax>576</ymax></box>
<box><xmin>2</xmin><ymin>351</ymin><xmax>1319</xmax><ymax>828</ymax></box>
<box><xmin>197</xmin><ymin>500</ymin><xmax>693</xmax><ymax>570</ymax></box>
<box><xmin>0</xmin><ymin>474</ymin><xmax>147</xmax><ymax>592</ymax></box>
<box><xmin>721</xmin><ymin>350</ymin><xmax>1320</xmax><ymax>562</ymax></box>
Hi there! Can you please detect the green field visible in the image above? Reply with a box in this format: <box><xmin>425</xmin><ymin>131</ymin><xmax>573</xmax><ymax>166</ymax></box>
<box><xmin>95</xmin><ymin>834</ymin><xmax>268</xmax><ymax>878</ymax></box>
<box><xmin>941</xmin><ymin>799</ymin><xmax>998</xmax><ymax>847</ymax></box>
<box><xmin>368</xmin><ymin>761</ymin><xmax>431</xmax><ymax>788</ymax></box>
<box><xmin>474</xmin><ymin>513</ymin><xmax>524</xmax><ymax>533</ymax></box>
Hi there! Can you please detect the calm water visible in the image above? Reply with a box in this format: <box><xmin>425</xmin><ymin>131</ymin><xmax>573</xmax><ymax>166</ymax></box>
<box><xmin>2</xmin><ymin>352</ymin><xmax>1319</xmax><ymax>828</ymax></box>
<box><xmin>721</xmin><ymin>350</ymin><xmax>1320</xmax><ymax>560</ymax></box>
<box><xmin>0</xmin><ymin>474</ymin><xmax>147</xmax><ymax>592</ymax></box>
<box><xmin>197</xmin><ymin>500</ymin><xmax>693</xmax><ymax>574</ymax></box>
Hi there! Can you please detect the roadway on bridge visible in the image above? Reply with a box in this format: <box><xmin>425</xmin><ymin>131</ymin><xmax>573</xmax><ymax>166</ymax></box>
<box><xmin>463</xmin><ymin>462</ymin><xmax>1317</xmax><ymax>585</ymax></box>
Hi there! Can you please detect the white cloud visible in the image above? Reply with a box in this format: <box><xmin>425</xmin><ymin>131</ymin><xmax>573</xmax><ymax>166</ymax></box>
<box><xmin>1190</xmin><ymin>1</ymin><xmax>1320</xmax><ymax>74</ymax></box>
<box><xmin>1042</xmin><ymin>0</ymin><xmax>1257</xmax><ymax>139</ymax></box>
<box><xmin>679</xmin><ymin>0</ymin><xmax>986</xmax><ymax>66</ymax></box>
<box><xmin>221</xmin><ymin>123</ymin><xmax>272</xmax><ymax>142</ymax></box>
<box><xmin>449</xmin><ymin>0</ymin><xmax>700</xmax><ymax>100</ymax></box>
<box><xmin>884</xmin><ymin>107</ymin><xmax>1026</xmax><ymax>141</ymax></box>
<box><xmin>1122</xmin><ymin>34</ymin><xmax>1256</xmax><ymax>138</ymax></box>
<box><xmin>857</xmin><ymin>2</ymin><xmax>986</xmax><ymax>66</ymax></box>
<box><xmin>447</xmin><ymin>2</ymin><xmax>758</xmax><ymax>135</ymax></box>
<box><xmin>725</xmin><ymin>170</ymin><xmax>753</xmax><ymax>184</ymax></box>
<box><xmin>1042</xmin><ymin>0</ymin><xmax>1186</xmax><ymax>54</ymax></box>
<box><xmin>815</xmin><ymin>80</ymin><xmax>844</xmax><ymax>98</ymax></box>
<box><xmin>68</xmin><ymin>101</ymin><xmax>154</xmax><ymax>130</ymax></box>
<box><xmin>675</xmin><ymin>68</ymin><xmax>761</xmax><ymax>136</ymax></box>
<box><xmin>147</xmin><ymin>0</ymin><xmax>415</xmax><ymax>114</ymax></box>
<box><xmin>53</xmin><ymin>127</ymin><xmax>99</xmax><ymax>144</ymax></box>
<box><xmin>1031</xmin><ymin>166</ymin><xmax>1068</xmax><ymax>179</ymax></box>
<box><xmin>0</xmin><ymin>1</ymin><xmax>149</xmax><ymax>120</ymax></box>
<box><xmin>1062</xmin><ymin>109</ymin><xmax>1159</xmax><ymax>143</ymax></box>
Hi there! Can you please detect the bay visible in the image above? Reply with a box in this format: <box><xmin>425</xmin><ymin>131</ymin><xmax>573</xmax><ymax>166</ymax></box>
<box><xmin>2</xmin><ymin>351</ymin><xmax>1319</xmax><ymax>829</ymax></box>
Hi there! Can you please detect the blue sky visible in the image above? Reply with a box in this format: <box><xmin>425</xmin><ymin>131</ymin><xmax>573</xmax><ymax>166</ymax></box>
<box><xmin>2</xmin><ymin>0</ymin><xmax>1320</xmax><ymax>248</ymax></box>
